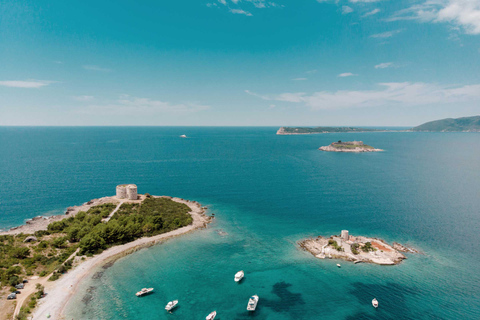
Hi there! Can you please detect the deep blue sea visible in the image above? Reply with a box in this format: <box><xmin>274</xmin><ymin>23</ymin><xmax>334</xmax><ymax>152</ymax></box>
<box><xmin>1</xmin><ymin>127</ymin><xmax>479</xmax><ymax>320</ymax></box>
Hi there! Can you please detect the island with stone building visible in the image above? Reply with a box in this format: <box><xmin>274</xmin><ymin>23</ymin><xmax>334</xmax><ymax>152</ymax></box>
<box><xmin>299</xmin><ymin>230</ymin><xmax>419</xmax><ymax>265</ymax></box>
<box><xmin>319</xmin><ymin>141</ymin><xmax>383</xmax><ymax>152</ymax></box>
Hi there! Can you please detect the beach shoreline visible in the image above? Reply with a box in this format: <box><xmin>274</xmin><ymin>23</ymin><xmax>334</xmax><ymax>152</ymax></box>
<box><xmin>28</xmin><ymin>197</ymin><xmax>211</xmax><ymax>320</ymax></box>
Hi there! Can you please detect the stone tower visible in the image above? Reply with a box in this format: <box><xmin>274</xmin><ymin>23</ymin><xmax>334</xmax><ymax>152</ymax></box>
<box><xmin>126</xmin><ymin>184</ymin><xmax>138</xmax><ymax>200</ymax></box>
<box><xmin>116</xmin><ymin>185</ymin><xmax>127</xmax><ymax>199</ymax></box>
<box><xmin>341</xmin><ymin>230</ymin><xmax>349</xmax><ymax>241</ymax></box>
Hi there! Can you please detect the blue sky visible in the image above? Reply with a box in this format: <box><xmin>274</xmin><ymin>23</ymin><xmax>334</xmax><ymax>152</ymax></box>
<box><xmin>1</xmin><ymin>0</ymin><xmax>480</xmax><ymax>126</ymax></box>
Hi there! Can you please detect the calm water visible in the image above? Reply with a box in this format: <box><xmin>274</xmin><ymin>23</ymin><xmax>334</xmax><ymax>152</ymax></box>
<box><xmin>1</xmin><ymin>127</ymin><xmax>479</xmax><ymax>319</ymax></box>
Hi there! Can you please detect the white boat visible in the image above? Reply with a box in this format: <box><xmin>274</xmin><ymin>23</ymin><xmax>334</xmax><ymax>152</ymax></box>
<box><xmin>135</xmin><ymin>288</ymin><xmax>154</xmax><ymax>297</ymax></box>
<box><xmin>180</xmin><ymin>134</ymin><xmax>187</xmax><ymax>138</ymax></box>
<box><xmin>206</xmin><ymin>311</ymin><xmax>216</xmax><ymax>320</ymax></box>
<box><xmin>337</xmin><ymin>264</ymin><xmax>341</xmax><ymax>268</ymax></box>
<box><xmin>372</xmin><ymin>298</ymin><xmax>379</xmax><ymax>308</ymax></box>
<box><xmin>235</xmin><ymin>270</ymin><xmax>244</xmax><ymax>282</ymax></box>
<box><xmin>165</xmin><ymin>300</ymin><xmax>178</xmax><ymax>311</ymax></box>
<box><xmin>247</xmin><ymin>295</ymin><xmax>259</xmax><ymax>311</ymax></box>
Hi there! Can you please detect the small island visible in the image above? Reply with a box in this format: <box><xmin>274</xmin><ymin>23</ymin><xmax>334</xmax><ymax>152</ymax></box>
<box><xmin>277</xmin><ymin>127</ymin><xmax>381</xmax><ymax>135</ymax></box>
<box><xmin>299</xmin><ymin>230</ymin><xmax>419</xmax><ymax>265</ymax></box>
<box><xmin>319</xmin><ymin>140</ymin><xmax>383</xmax><ymax>152</ymax></box>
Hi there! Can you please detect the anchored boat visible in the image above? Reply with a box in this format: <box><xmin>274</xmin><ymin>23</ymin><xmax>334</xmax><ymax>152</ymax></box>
<box><xmin>165</xmin><ymin>300</ymin><xmax>178</xmax><ymax>311</ymax></box>
<box><xmin>206</xmin><ymin>311</ymin><xmax>217</xmax><ymax>320</ymax></box>
<box><xmin>135</xmin><ymin>288</ymin><xmax>154</xmax><ymax>297</ymax></box>
<box><xmin>235</xmin><ymin>270</ymin><xmax>244</xmax><ymax>282</ymax></box>
<box><xmin>372</xmin><ymin>298</ymin><xmax>379</xmax><ymax>308</ymax></box>
<box><xmin>247</xmin><ymin>295</ymin><xmax>259</xmax><ymax>311</ymax></box>
<box><xmin>337</xmin><ymin>264</ymin><xmax>341</xmax><ymax>268</ymax></box>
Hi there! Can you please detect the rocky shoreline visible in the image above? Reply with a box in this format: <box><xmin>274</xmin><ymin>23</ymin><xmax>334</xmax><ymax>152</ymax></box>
<box><xmin>299</xmin><ymin>232</ymin><xmax>419</xmax><ymax>265</ymax></box>
<box><xmin>319</xmin><ymin>145</ymin><xmax>383</xmax><ymax>152</ymax></box>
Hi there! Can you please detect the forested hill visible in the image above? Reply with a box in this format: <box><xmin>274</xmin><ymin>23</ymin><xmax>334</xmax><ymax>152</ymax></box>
<box><xmin>412</xmin><ymin>116</ymin><xmax>480</xmax><ymax>132</ymax></box>
<box><xmin>277</xmin><ymin>127</ymin><xmax>381</xmax><ymax>134</ymax></box>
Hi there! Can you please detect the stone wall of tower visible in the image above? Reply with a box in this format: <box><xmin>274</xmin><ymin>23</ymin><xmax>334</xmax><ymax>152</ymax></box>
<box><xmin>116</xmin><ymin>185</ymin><xmax>127</xmax><ymax>199</ymax></box>
<box><xmin>126</xmin><ymin>184</ymin><xmax>138</xmax><ymax>200</ymax></box>
<box><xmin>341</xmin><ymin>230</ymin><xmax>349</xmax><ymax>241</ymax></box>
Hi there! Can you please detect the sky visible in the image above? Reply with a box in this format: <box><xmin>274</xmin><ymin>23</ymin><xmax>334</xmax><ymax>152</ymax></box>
<box><xmin>1</xmin><ymin>0</ymin><xmax>480</xmax><ymax>126</ymax></box>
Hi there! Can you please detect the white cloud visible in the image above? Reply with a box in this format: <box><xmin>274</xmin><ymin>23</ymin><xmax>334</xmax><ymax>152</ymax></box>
<box><xmin>370</xmin><ymin>29</ymin><xmax>404</xmax><ymax>38</ymax></box>
<box><xmin>218</xmin><ymin>0</ymin><xmax>227</xmax><ymax>5</ymax></box>
<box><xmin>246</xmin><ymin>82</ymin><xmax>480</xmax><ymax>110</ymax></box>
<box><xmin>363</xmin><ymin>8</ymin><xmax>380</xmax><ymax>17</ymax></box>
<box><xmin>374</xmin><ymin>62</ymin><xmax>394</xmax><ymax>69</ymax></box>
<box><xmin>83</xmin><ymin>65</ymin><xmax>112</xmax><ymax>72</ymax></box>
<box><xmin>292</xmin><ymin>78</ymin><xmax>308</xmax><ymax>81</ymax></box>
<box><xmin>350</xmin><ymin>0</ymin><xmax>381</xmax><ymax>2</ymax></box>
<box><xmin>306</xmin><ymin>69</ymin><xmax>318</xmax><ymax>74</ymax></box>
<box><xmin>389</xmin><ymin>0</ymin><xmax>480</xmax><ymax>35</ymax></box>
<box><xmin>338</xmin><ymin>72</ymin><xmax>357</xmax><ymax>77</ymax></box>
<box><xmin>0</xmin><ymin>80</ymin><xmax>55</xmax><ymax>88</ymax></box>
<box><xmin>230</xmin><ymin>8</ymin><xmax>253</xmax><ymax>15</ymax></box>
<box><xmin>342</xmin><ymin>6</ymin><xmax>354</xmax><ymax>14</ymax></box>
<box><xmin>74</xmin><ymin>95</ymin><xmax>95</xmax><ymax>101</ymax></box>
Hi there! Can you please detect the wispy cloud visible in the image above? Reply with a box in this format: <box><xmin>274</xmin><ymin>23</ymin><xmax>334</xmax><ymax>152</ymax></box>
<box><xmin>349</xmin><ymin>0</ymin><xmax>382</xmax><ymax>3</ymax></box>
<box><xmin>83</xmin><ymin>65</ymin><xmax>112</xmax><ymax>72</ymax></box>
<box><xmin>246</xmin><ymin>82</ymin><xmax>480</xmax><ymax>110</ymax></box>
<box><xmin>74</xmin><ymin>95</ymin><xmax>95</xmax><ymax>101</ymax></box>
<box><xmin>292</xmin><ymin>78</ymin><xmax>307</xmax><ymax>81</ymax></box>
<box><xmin>342</xmin><ymin>6</ymin><xmax>354</xmax><ymax>14</ymax></box>
<box><xmin>370</xmin><ymin>29</ymin><xmax>404</xmax><ymax>38</ymax></box>
<box><xmin>363</xmin><ymin>8</ymin><xmax>380</xmax><ymax>17</ymax></box>
<box><xmin>338</xmin><ymin>72</ymin><xmax>357</xmax><ymax>77</ymax></box>
<box><xmin>388</xmin><ymin>0</ymin><xmax>480</xmax><ymax>35</ymax></box>
<box><xmin>306</xmin><ymin>69</ymin><xmax>317</xmax><ymax>74</ymax></box>
<box><xmin>79</xmin><ymin>95</ymin><xmax>210</xmax><ymax>115</ymax></box>
<box><xmin>230</xmin><ymin>8</ymin><xmax>253</xmax><ymax>16</ymax></box>
<box><xmin>374</xmin><ymin>62</ymin><xmax>394</xmax><ymax>69</ymax></box>
<box><xmin>0</xmin><ymin>80</ymin><xmax>55</xmax><ymax>88</ymax></box>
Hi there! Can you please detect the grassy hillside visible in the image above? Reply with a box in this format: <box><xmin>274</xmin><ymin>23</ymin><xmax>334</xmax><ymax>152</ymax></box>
<box><xmin>412</xmin><ymin>116</ymin><xmax>480</xmax><ymax>132</ymax></box>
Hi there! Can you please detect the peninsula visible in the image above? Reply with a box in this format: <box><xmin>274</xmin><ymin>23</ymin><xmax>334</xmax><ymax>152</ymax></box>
<box><xmin>412</xmin><ymin>115</ymin><xmax>480</xmax><ymax>132</ymax></box>
<box><xmin>277</xmin><ymin>127</ymin><xmax>381</xmax><ymax>135</ymax></box>
<box><xmin>299</xmin><ymin>230</ymin><xmax>419</xmax><ymax>265</ymax></box>
<box><xmin>0</xmin><ymin>185</ymin><xmax>211</xmax><ymax>320</ymax></box>
<box><xmin>319</xmin><ymin>140</ymin><xmax>383</xmax><ymax>152</ymax></box>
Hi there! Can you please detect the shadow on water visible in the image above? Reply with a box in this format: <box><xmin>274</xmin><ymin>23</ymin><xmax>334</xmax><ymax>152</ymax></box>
<box><xmin>345</xmin><ymin>281</ymin><xmax>445</xmax><ymax>320</ymax></box>
<box><xmin>234</xmin><ymin>281</ymin><xmax>305</xmax><ymax>320</ymax></box>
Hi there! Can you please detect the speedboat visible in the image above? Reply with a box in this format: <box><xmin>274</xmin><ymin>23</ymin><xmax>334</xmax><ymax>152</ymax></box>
<box><xmin>235</xmin><ymin>270</ymin><xmax>244</xmax><ymax>282</ymax></box>
<box><xmin>180</xmin><ymin>134</ymin><xmax>187</xmax><ymax>138</ymax></box>
<box><xmin>337</xmin><ymin>264</ymin><xmax>341</xmax><ymax>268</ymax></box>
<box><xmin>372</xmin><ymin>298</ymin><xmax>379</xmax><ymax>308</ymax></box>
<box><xmin>247</xmin><ymin>295</ymin><xmax>259</xmax><ymax>311</ymax></box>
<box><xmin>165</xmin><ymin>300</ymin><xmax>178</xmax><ymax>311</ymax></box>
<box><xmin>135</xmin><ymin>288</ymin><xmax>153</xmax><ymax>297</ymax></box>
<box><xmin>206</xmin><ymin>311</ymin><xmax>216</xmax><ymax>320</ymax></box>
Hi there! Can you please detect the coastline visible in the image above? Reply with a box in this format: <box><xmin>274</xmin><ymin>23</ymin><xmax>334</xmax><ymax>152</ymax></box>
<box><xmin>29</xmin><ymin>197</ymin><xmax>211</xmax><ymax>320</ymax></box>
<box><xmin>319</xmin><ymin>145</ymin><xmax>384</xmax><ymax>152</ymax></box>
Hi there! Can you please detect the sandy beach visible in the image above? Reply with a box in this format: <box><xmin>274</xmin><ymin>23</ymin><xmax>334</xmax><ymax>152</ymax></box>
<box><xmin>28</xmin><ymin>197</ymin><xmax>211</xmax><ymax>320</ymax></box>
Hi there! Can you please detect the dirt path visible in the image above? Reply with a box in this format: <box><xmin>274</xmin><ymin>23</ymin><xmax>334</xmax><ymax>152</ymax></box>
<box><xmin>103</xmin><ymin>201</ymin><xmax>124</xmax><ymax>222</ymax></box>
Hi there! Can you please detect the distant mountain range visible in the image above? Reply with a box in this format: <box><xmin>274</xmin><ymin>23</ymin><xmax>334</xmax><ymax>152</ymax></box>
<box><xmin>412</xmin><ymin>116</ymin><xmax>480</xmax><ymax>132</ymax></box>
<box><xmin>277</xmin><ymin>116</ymin><xmax>480</xmax><ymax>134</ymax></box>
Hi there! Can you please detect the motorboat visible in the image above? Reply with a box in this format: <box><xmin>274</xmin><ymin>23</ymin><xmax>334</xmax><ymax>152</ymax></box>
<box><xmin>165</xmin><ymin>300</ymin><xmax>178</xmax><ymax>311</ymax></box>
<box><xmin>247</xmin><ymin>295</ymin><xmax>259</xmax><ymax>311</ymax></box>
<box><xmin>135</xmin><ymin>288</ymin><xmax>154</xmax><ymax>297</ymax></box>
<box><xmin>337</xmin><ymin>264</ymin><xmax>341</xmax><ymax>268</ymax></box>
<box><xmin>206</xmin><ymin>311</ymin><xmax>216</xmax><ymax>320</ymax></box>
<box><xmin>235</xmin><ymin>270</ymin><xmax>244</xmax><ymax>282</ymax></box>
<box><xmin>372</xmin><ymin>298</ymin><xmax>379</xmax><ymax>308</ymax></box>
<box><xmin>180</xmin><ymin>134</ymin><xmax>187</xmax><ymax>138</ymax></box>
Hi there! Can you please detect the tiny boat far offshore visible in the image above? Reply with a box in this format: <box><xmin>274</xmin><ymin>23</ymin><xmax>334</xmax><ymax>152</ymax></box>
<box><xmin>372</xmin><ymin>298</ymin><xmax>379</xmax><ymax>308</ymax></box>
<box><xmin>180</xmin><ymin>134</ymin><xmax>187</xmax><ymax>138</ymax></box>
<box><xmin>247</xmin><ymin>295</ymin><xmax>259</xmax><ymax>311</ymax></box>
<box><xmin>235</xmin><ymin>270</ymin><xmax>244</xmax><ymax>282</ymax></box>
<box><xmin>206</xmin><ymin>311</ymin><xmax>217</xmax><ymax>320</ymax></box>
<box><xmin>135</xmin><ymin>288</ymin><xmax>154</xmax><ymax>297</ymax></box>
<box><xmin>337</xmin><ymin>264</ymin><xmax>341</xmax><ymax>268</ymax></box>
<box><xmin>165</xmin><ymin>300</ymin><xmax>178</xmax><ymax>311</ymax></box>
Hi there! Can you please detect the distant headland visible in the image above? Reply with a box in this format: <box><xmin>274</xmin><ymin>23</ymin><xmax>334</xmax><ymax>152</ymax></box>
<box><xmin>277</xmin><ymin>127</ymin><xmax>381</xmax><ymax>135</ymax></box>
<box><xmin>299</xmin><ymin>230</ymin><xmax>419</xmax><ymax>265</ymax></box>
<box><xmin>319</xmin><ymin>141</ymin><xmax>383</xmax><ymax>153</ymax></box>
<box><xmin>412</xmin><ymin>115</ymin><xmax>480</xmax><ymax>132</ymax></box>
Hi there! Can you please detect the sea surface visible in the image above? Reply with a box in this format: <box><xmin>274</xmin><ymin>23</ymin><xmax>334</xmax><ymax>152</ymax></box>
<box><xmin>1</xmin><ymin>127</ymin><xmax>479</xmax><ymax>320</ymax></box>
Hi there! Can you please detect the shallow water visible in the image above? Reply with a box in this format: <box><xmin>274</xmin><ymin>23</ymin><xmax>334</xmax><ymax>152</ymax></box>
<box><xmin>1</xmin><ymin>127</ymin><xmax>479</xmax><ymax>319</ymax></box>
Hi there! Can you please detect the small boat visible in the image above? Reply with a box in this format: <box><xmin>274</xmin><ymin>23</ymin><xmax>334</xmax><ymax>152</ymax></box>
<box><xmin>235</xmin><ymin>270</ymin><xmax>244</xmax><ymax>282</ymax></box>
<box><xmin>135</xmin><ymin>288</ymin><xmax>154</xmax><ymax>297</ymax></box>
<box><xmin>372</xmin><ymin>298</ymin><xmax>379</xmax><ymax>308</ymax></box>
<box><xmin>206</xmin><ymin>311</ymin><xmax>216</xmax><ymax>320</ymax></box>
<box><xmin>337</xmin><ymin>264</ymin><xmax>341</xmax><ymax>268</ymax></box>
<box><xmin>247</xmin><ymin>295</ymin><xmax>259</xmax><ymax>311</ymax></box>
<box><xmin>180</xmin><ymin>134</ymin><xmax>187</xmax><ymax>138</ymax></box>
<box><xmin>165</xmin><ymin>300</ymin><xmax>178</xmax><ymax>311</ymax></box>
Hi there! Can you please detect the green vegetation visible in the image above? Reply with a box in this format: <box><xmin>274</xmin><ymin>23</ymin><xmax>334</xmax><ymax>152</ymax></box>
<box><xmin>280</xmin><ymin>127</ymin><xmax>381</xmax><ymax>134</ymax></box>
<box><xmin>362</xmin><ymin>242</ymin><xmax>376</xmax><ymax>252</ymax></box>
<box><xmin>351</xmin><ymin>243</ymin><xmax>360</xmax><ymax>255</ymax></box>
<box><xmin>332</xmin><ymin>143</ymin><xmax>374</xmax><ymax>150</ymax></box>
<box><xmin>412</xmin><ymin>115</ymin><xmax>480</xmax><ymax>132</ymax></box>
<box><xmin>328</xmin><ymin>239</ymin><xmax>343</xmax><ymax>252</ymax></box>
<box><xmin>15</xmin><ymin>284</ymin><xmax>45</xmax><ymax>320</ymax></box>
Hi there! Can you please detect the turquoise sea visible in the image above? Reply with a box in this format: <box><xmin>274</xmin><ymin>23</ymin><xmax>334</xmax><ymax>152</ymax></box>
<box><xmin>1</xmin><ymin>127</ymin><xmax>479</xmax><ymax>319</ymax></box>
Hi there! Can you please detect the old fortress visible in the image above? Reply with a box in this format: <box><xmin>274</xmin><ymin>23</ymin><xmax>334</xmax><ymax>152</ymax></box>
<box><xmin>116</xmin><ymin>184</ymin><xmax>138</xmax><ymax>200</ymax></box>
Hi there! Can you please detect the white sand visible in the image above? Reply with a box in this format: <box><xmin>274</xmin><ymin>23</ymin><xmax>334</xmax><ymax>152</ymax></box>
<box><xmin>31</xmin><ymin>197</ymin><xmax>210</xmax><ymax>320</ymax></box>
